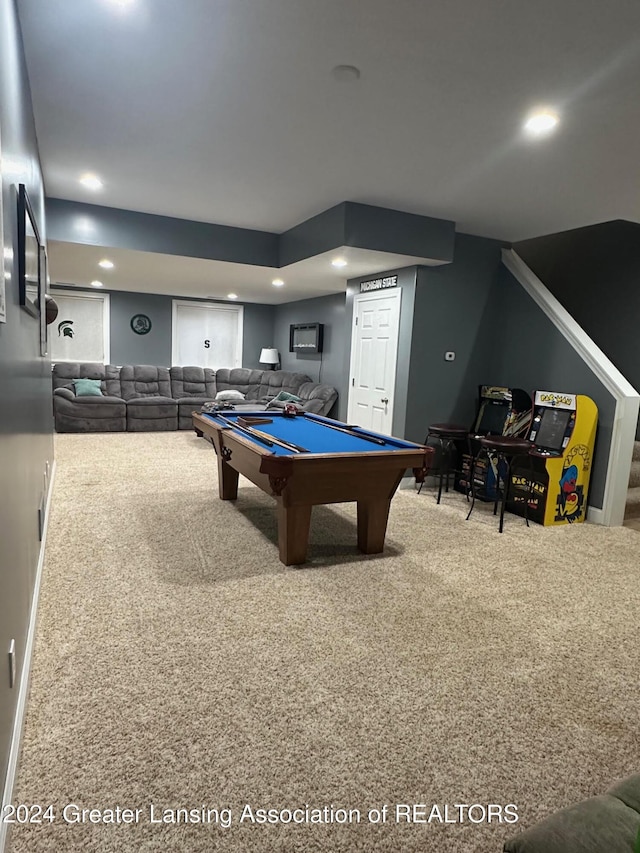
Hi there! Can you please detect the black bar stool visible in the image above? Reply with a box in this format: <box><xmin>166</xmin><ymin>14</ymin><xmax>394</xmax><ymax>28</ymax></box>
<box><xmin>419</xmin><ymin>423</ymin><xmax>469</xmax><ymax>503</ymax></box>
<box><xmin>466</xmin><ymin>435</ymin><xmax>531</xmax><ymax>531</ymax></box>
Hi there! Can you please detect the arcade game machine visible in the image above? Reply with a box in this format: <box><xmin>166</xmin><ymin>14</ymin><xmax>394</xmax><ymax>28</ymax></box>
<box><xmin>507</xmin><ymin>391</ymin><xmax>597</xmax><ymax>525</ymax></box>
<box><xmin>455</xmin><ymin>385</ymin><xmax>532</xmax><ymax>500</ymax></box>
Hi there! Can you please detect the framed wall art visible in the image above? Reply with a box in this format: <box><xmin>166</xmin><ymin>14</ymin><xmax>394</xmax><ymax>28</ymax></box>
<box><xmin>0</xmin><ymin>126</ymin><xmax>5</xmax><ymax>323</ymax></box>
<box><xmin>39</xmin><ymin>242</ymin><xmax>48</xmax><ymax>356</ymax></box>
<box><xmin>17</xmin><ymin>183</ymin><xmax>41</xmax><ymax>319</ymax></box>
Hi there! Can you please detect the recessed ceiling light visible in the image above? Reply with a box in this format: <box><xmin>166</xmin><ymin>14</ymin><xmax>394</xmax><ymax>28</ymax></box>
<box><xmin>74</xmin><ymin>217</ymin><xmax>96</xmax><ymax>233</ymax></box>
<box><xmin>227</xmin><ymin>293</ymin><xmax>238</xmax><ymax>300</ymax></box>
<box><xmin>331</xmin><ymin>65</ymin><xmax>361</xmax><ymax>82</ymax></box>
<box><xmin>272</xmin><ymin>278</ymin><xmax>284</xmax><ymax>287</ymax></box>
<box><xmin>79</xmin><ymin>173</ymin><xmax>103</xmax><ymax>190</ymax></box>
<box><xmin>106</xmin><ymin>0</ymin><xmax>135</xmax><ymax>8</ymax></box>
<box><xmin>98</xmin><ymin>259</ymin><xmax>114</xmax><ymax>269</ymax></box>
<box><xmin>524</xmin><ymin>109</ymin><xmax>559</xmax><ymax>136</ymax></box>
<box><xmin>90</xmin><ymin>280</ymin><xmax>104</xmax><ymax>288</ymax></box>
<box><xmin>331</xmin><ymin>257</ymin><xmax>347</xmax><ymax>268</ymax></box>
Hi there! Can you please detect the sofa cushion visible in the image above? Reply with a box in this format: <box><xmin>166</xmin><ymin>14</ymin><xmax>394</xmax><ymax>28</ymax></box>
<box><xmin>53</xmin><ymin>392</ymin><xmax>127</xmax><ymax>433</ymax></box>
<box><xmin>214</xmin><ymin>368</ymin><xmax>264</xmax><ymax>400</ymax></box>
<box><xmin>55</xmin><ymin>394</ymin><xmax>126</xmax><ymax>411</ymax></box>
<box><xmin>126</xmin><ymin>397</ymin><xmax>177</xmax><ymax>419</ymax></box>
<box><xmin>120</xmin><ymin>365</ymin><xmax>172</xmax><ymax>400</ymax></box>
<box><xmin>256</xmin><ymin>370</ymin><xmax>311</xmax><ymax>400</ymax></box>
<box><xmin>177</xmin><ymin>396</ymin><xmax>216</xmax><ymax>407</ymax></box>
<box><xmin>73</xmin><ymin>378</ymin><xmax>103</xmax><ymax>397</ymax></box>
<box><xmin>52</xmin><ymin>362</ymin><xmax>123</xmax><ymax>398</ymax></box>
<box><xmin>170</xmin><ymin>366</ymin><xmax>217</xmax><ymax>400</ymax></box>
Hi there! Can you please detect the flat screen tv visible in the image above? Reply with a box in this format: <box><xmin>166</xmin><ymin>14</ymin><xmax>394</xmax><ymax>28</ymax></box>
<box><xmin>289</xmin><ymin>323</ymin><xmax>323</xmax><ymax>354</ymax></box>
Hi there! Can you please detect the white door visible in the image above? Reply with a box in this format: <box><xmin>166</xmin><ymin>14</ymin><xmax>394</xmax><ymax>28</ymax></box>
<box><xmin>172</xmin><ymin>300</ymin><xmax>243</xmax><ymax>368</ymax></box>
<box><xmin>347</xmin><ymin>288</ymin><xmax>401</xmax><ymax>433</ymax></box>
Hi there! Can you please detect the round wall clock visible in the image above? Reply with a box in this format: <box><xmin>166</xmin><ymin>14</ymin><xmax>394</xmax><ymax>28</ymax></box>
<box><xmin>130</xmin><ymin>314</ymin><xmax>152</xmax><ymax>335</ymax></box>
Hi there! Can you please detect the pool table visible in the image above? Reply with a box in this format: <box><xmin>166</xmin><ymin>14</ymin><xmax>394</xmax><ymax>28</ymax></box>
<box><xmin>193</xmin><ymin>409</ymin><xmax>433</xmax><ymax>565</ymax></box>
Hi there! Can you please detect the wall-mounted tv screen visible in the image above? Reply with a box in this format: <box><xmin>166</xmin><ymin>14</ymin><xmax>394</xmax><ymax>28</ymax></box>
<box><xmin>474</xmin><ymin>401</ymin><xmax>509</xmax><ymax>435</ymax></box>
<box><xmin>535</xmin><ymin>408</ymin><xmax>571</xmax><ymax>451</ymax></box>
<box><xmin>289</xmin><ymin>323</ymin><xmax>323</xmax><ymax>354</ymax></box>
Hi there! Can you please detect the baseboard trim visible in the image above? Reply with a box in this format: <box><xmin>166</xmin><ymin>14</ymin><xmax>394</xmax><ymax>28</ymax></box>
<box><xmin>586</xmin><ymin>505</ymin><xmax>604</xmax><ymax>525</ymax></box>
<box><xmin>0</xmin><ymin>460</ymin><xmax>56</xmax><ymax>853</ymax></box>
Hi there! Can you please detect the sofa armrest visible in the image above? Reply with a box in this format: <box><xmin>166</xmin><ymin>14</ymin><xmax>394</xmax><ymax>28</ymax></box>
<box><xmin>296</xmin><ymin>399</ymin><xmax>326</xmax><ymax>414</ymax></box>
<box><xmin>503</xmin><ymin>783</ymin><xmax>640</xmax><ymax>853</ymax></box>
<box><xmin>54</xmin><ymin>387</ymin><xmax>75</xmax><ymax>401</ymax></box>
<box><xmin>296</xmin><ymin>381</ymin><xmax>338</xmax><ymax>416</ymax></box>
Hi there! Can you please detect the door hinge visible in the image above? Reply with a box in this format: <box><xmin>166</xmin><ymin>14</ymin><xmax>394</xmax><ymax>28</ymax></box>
<box><xmin>352</xmin><ymin>378</ymin><xmax>355</xmax><ymax>386</ymax></box>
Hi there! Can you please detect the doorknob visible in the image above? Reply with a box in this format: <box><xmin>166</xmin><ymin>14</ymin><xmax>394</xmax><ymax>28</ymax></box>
<box><xmin>381</xmin><ymin>397</ymin><xmax>389</xmax><ymax>404</ymax></box>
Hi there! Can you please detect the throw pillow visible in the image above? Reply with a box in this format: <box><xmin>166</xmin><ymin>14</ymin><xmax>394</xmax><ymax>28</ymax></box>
<box><xmin>215</xmin><ymin>390</ymin><xmax>246</xmax><ymax>401</ymax></box>
<box><xmin>73</xmin><ymin>378</ymin><xmax>103</xmax><ymax>397</ymax></box>
<box><xmin>272</xmin><ymin>390</ymin><xmax>302</xmax><ymax>403</ymax></box>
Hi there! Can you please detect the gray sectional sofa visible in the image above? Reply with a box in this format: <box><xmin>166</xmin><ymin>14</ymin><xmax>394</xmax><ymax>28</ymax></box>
<box><xmin>52</xmin><ymin>363</ymin><xmax>338</xmax><ymax>432</ymax></box>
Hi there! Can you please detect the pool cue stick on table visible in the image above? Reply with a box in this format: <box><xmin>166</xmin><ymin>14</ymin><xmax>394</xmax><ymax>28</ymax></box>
<box><xmin>215</xmin><ymin>414</ymin><xmax>309</xmax><ymax>453</ymax></box>
<box><xmin>214</xmin><ymin>415</ymin><xmax>275</xmax><ymax>449</ymax></box>
<box><xmin>311</xmin><ymin>418</ymin><xmax>387</xmax><ymax>445</ymax></box>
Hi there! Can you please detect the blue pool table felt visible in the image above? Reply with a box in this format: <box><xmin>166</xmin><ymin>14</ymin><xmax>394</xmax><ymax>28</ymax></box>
<box><xmin>203</xmin><ymin>412</ymin><xmax>420</xmax><ymax>456</ymax></box>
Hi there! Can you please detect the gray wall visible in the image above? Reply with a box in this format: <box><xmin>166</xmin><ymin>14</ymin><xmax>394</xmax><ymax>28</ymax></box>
<box><xmin>48</xmin><ymin>197</ymin><xmax>455</xmax><ymax>271</ymax></box>
<box><xmin>273</xmin><ymin>292</ymin><xmax>347</xmax><ymax>419</ymax></box>
<box><xmin>484</xmin><ymin>266</ymin><xmax>614</xmax><ymax>508</ymax></box>
<box><xmin>344</xmin><ymin>236</ymin><xmax>505</xmax><ymax>443</ymax></box>
<box><xmin>54</xmin><ymin>287</ymin><xmax>275</xmax><ymax>369</ymax></box>
<box><xmin>405</xmin><ymin>234</ymin><xmax>505</xmax><ymax>443</ymax></box>
<box><xmin>278</xmin><ymin>201</ymin><xmax>455</xmax><ymax>267</ymax></box>
<box><xmin>110</xmin><ymin>291</ymin><xmax>172</xmax><ymax>365</ymax></box>
<box><xmin>516</xmin><ymin>220</ymin><xmax>640</xmax><ymax>438</ymax></box>
<box><xmin>47</xmin><ymin>197</ymin><xmax>279</xmax><ymax>266</ymax></box>
<box><xmin>340</xmin><ymin>235</ymin><xmax>613</xmax><ymax>511</ymax></box>
<box><xmin>243</xmin><ymin>303</ymin><xmax>277</xmax><ymax>369</ymax></box>
<box><xmin>0</xmin><ymin>0</ymin><xmax>51</xmax><ymax>796</ymax></box>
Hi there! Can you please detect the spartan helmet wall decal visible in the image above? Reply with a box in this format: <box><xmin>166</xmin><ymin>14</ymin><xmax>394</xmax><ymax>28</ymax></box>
<box><xmin>57</xmin><ymin>319</ymin><xmax>74</xmax><ymax>338</ymax></box>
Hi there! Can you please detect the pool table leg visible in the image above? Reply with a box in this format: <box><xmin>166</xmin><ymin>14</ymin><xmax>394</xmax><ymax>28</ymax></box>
<box><xmin>357</xmin><ymin>498</ymin><xmax>392</xmax><ymax>554</ymax></box>
<box><xmin>277</xmin><ymin>502</ymin><xmax>312</xmax><ymax>566</ymax></box>
<box><xmin>217</xmin><ymin>457</ymin><xmax>240</xmax><ymax>500</ymax></box>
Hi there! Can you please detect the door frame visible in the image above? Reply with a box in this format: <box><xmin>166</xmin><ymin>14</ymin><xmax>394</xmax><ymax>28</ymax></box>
<box><xmin>347</xmin><ymin>287</ymin><xmax>402</xmax><ymax>430</ymax></box>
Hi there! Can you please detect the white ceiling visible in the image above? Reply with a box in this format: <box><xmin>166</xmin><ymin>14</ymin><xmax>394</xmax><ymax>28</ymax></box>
<box><xmin>16</xmin><ymin>0</ymin><xmax>640</xmax><ymax>301</ymax></box>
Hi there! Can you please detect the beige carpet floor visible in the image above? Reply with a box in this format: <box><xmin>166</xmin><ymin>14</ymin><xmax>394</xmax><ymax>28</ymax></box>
<box><xmin>8</xmin><ymin>432</ymin><xmax>640</xmax><ymax>852</ymax></box>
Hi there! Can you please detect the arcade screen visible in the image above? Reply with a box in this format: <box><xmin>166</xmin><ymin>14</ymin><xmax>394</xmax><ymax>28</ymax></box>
<box><xmin>535</xmin><ymin>408</ymin><xmax>572</xmax><ymax>451</ymax></box>
<box><xmin>475</xmin><ymin>401</ymin><xmax>509</xmax><ymax>435</ymax></box>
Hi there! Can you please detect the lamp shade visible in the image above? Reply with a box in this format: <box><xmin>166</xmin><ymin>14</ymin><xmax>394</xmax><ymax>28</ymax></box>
<box><xmin>259</xmin><ymin>347</ymin><xmax>279</xmax><ymax>365</ymax></box>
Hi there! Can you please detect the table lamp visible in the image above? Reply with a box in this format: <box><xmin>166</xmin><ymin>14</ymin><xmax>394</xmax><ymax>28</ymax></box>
<box><xmin>259</xmin><ymin>347</ymin><xmax>279</xmax><ymax>370</ymax></box>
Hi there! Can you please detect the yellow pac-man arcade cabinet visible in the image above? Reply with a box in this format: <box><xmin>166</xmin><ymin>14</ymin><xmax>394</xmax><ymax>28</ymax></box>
<box><xmin>508</xmin><ymin>391</ymin><xmax>598</xmax><ymax>525</ymax></box>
